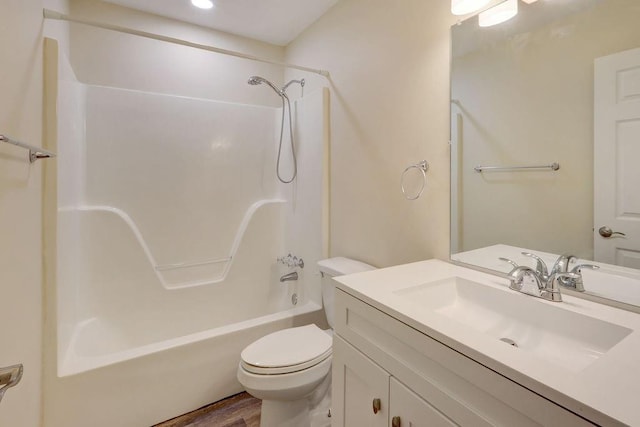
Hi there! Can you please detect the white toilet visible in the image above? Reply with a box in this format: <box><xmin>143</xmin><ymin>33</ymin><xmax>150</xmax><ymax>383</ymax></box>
<box><xmin>237</xmin><ymin>257</ymin><xmax>375</xmax><ymax>427</ymax></box>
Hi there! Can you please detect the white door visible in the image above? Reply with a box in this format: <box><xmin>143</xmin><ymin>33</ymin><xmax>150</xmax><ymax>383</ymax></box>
<box><xmin>594</xmin><ymin>47</ymin><xmax>640</xmax><ymax>268</ymax></box>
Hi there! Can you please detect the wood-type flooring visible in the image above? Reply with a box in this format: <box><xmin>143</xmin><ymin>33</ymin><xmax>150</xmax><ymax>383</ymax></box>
<box><xmin>154</xmin><ymin>392</ymin><xmax>261</xmax><ymax>427</ymax></box>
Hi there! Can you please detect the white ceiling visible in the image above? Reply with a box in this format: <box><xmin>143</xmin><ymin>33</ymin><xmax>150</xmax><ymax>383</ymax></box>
<box><xmin>102</xmin><ymin>0</ymin><xmax>339</xmax><ymax>46</ymax></box>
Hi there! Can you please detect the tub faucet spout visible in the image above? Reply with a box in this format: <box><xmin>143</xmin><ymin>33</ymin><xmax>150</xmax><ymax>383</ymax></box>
<box><xmin>280</xmin><ymin>272</ymin><xmax>298</xmax><ymax>282</ymax></box>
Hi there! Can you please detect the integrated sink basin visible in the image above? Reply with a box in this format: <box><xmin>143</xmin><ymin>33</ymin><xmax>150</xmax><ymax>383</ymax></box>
<box><xmin>394</xmin><ymin>276</ymin><xmax>632</xmax><ymax>372</ymax></box>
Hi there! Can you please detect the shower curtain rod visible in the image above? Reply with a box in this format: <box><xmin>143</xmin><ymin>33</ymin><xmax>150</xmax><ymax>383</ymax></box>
<box><xmin>43</xmin><ymin>9</ymin><xmax>330</xmax><ymax>78</ymax></box>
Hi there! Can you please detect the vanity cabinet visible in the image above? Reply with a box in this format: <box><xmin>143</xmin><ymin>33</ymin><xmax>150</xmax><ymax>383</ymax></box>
<box><xmin>332</xmin><ymin>289</ymin><xmax>595</xmax><ymax>427</ymax></box>
<box><xmin>332</xmin><ymin>335</ymin><xmax>388</xmax><ymax>427</ymax></box>
<box><xmin>333</xmin><ymin>336</ymin><xmax>455</xmax><ymax>427</ymax></box>
<box><xmin>389</xmin><ymin>377</ymin><xmax>456</xmax><ymax>427</ymax></box>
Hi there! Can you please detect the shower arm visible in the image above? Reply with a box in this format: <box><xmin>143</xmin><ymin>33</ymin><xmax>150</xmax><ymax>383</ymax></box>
<box><xmin>281</xmin><ymin>79</ymin><xmax>305</xmax><ymax>95</ymax></box>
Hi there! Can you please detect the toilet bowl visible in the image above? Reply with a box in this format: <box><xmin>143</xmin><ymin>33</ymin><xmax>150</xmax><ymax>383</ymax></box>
<box><xmin>236</xmin><ymin>257</ymin><xmax>376</xmax><ymax>427</ymax></box>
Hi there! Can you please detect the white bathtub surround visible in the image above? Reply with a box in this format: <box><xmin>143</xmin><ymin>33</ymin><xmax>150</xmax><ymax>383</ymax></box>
<box><xmin>47</xmin><ymin>306</ymin><xmax>324</xmax><ymax>427</ymax></box>
<box><xmin>45</xmin><ymin>40</ymin><xmax>330</xmax><ymax>427</ymax></box>
<box><xmin>335</xmin><ymin>259</ymin><xmax>640</xmax><ymax>426</ymax></box>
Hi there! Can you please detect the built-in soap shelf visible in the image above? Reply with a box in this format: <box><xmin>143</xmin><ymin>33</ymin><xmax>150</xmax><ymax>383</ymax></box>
<box><xmin>59</xmin><ymin>198</ymin><xmax>285</xmax><ymax>289</ymax></box>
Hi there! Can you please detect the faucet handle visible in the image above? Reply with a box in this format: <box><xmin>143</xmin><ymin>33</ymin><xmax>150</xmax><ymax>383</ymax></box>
<box><xmin>521</xmin><ymin>252</ymin><xmax>549</xmax><ymax>278</ymax></box>
<box><xmin>499</xmin><ymin>257</ymin><xmax>519</xmax><ymax>268</ymax></box>
<box><xmin>508</xmin><ymin>266</ymin><xmax>543</xmax><ymax>292</ymax></box>
<box><xmin>550</xmin><ymin>254</ymin><xmax>577</xmax><ymax>275</ymax></box>
<box><xmin>559</xmin><ymin>264</ymin><xmax>599</xmax><ymax>292</ymax></box>
<box><xmin>570</xmin><ymin>264</ymin><xmax>599</xmax><ymax>274</ymax></box>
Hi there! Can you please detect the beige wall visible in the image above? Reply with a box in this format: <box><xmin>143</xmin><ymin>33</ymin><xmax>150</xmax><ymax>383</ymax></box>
<box><xmin>284</xmin><ymin>0</ymin><xmax>457</xmax><ymax>268</ymax></box>
<box><xmin>0</xmin><ymin>1</ymin><xmax>45</xmax><ymax>425</ymax></box>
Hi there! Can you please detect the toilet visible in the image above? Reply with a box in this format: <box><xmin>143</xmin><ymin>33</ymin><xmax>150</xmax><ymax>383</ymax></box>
<box><xmin>236</xmin><ymin>257</ymin><xmax>376</xmax><ymax>427</ymax></box>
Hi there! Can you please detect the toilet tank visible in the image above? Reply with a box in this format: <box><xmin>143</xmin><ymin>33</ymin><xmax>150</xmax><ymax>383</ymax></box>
<box><xmin>317</xmin><ymin>257</ymin><xmax>376</xmax><ymax>329</ymax></box>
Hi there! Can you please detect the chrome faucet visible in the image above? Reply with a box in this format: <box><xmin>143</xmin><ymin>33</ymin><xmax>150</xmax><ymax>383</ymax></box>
<box><xmin>280</xmin><ymin>271</ymin><xmax>298</xmax><ymax>282</ymax></box>
<box><xmin>507</xmin><ymin>266</ymin><xmax>579</xmax><ymax>302</ymax></box>
<box><xmin>501</xmin><ymin>252</ymin><xmax>600</xmax><ymax>298</ymax></box>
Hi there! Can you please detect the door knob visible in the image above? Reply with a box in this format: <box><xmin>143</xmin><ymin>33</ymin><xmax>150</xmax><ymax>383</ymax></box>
<box><xmin>598</xmin><ymin>226</ymin><xmax>626</xmax><ymax>238</ymax></box>
<box><xmin>392</xmin><ymin>416</ymin><xmax>402</xmax><ymax>427</ymax></box>
<box><xmin>372</xmin><ymin>398</ymin><xmax>381</xmax><ymax>414</ymax></box>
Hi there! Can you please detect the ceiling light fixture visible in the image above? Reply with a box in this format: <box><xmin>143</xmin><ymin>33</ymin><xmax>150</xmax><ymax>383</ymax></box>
<box><xmin>191</xmin><ymin>0</ymin><xmax>213</xmax><ymax>10</ymax></box>
<box><xmin>479</xmin><ymin>0</ymin><xmax>518</xmax><ymax>27</ymax></box>
<box><xmin>451</xmin><ymin>0</ymin><xmax>491</xmax><ymax>16</ymax></box>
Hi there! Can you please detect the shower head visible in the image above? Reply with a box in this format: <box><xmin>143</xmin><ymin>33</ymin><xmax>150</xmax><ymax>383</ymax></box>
<box><xmin>248</xmin><ymin>75</ymin><xmax>298</xmax><ymax>184</ymax></box>
<box><xmin>247</xmin><ymin>75</ymin><xmax>283</xmax><ymax>97</ymax></box>
<box><xmin>247</xmin><ymin>76</ymin><xmax>265</xmax><ymax>85</ymax></box>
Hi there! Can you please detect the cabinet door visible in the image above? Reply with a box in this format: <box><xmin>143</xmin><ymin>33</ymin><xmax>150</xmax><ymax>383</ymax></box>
<box><xmin>389</xmin><ymin>378</ymin><xmax>458</xmax><ymax>427</ymax></box>
<box><xmin>332</xmin><ymin>335</ymin><xmax>389</xmax><ymax>427</ymax></box>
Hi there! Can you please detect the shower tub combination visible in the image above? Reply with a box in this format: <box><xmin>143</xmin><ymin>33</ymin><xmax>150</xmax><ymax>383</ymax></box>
<box><xmin>44</xmin><ymin>39</ymin><xmax>329</xmax><ymax>427</ymax></box>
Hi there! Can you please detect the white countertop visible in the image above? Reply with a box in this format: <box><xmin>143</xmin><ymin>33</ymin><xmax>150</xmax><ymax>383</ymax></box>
<box><xmin>335</xmin><ymin>259</ymin><xmax>640</xmax><ymax>426</ymax></box>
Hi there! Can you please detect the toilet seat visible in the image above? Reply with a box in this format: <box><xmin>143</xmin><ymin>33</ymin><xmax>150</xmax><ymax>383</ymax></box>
<box><xmin>240</xmin><ymin>324</ymin><xmax>332</xmax><ymax>375</ymax></box>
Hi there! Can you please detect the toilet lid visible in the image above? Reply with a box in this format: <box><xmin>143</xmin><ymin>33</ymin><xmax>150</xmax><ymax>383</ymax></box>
<box><xmin>241</xmin><ymin>324</ymin><xmax>332</xmax><ymax>374</ymax></box>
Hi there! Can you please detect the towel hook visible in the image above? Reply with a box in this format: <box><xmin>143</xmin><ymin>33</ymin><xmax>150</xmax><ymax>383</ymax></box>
<box><xmin>401</xmin><ymin>160</ymin><xmax>429</xmax><ymax>200</ymax></box>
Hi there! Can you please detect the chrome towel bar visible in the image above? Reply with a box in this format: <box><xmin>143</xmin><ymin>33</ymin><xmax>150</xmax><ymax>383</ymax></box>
<box><xmin>474</xmin><ymin>162</ymin><xmax>560</xmax><ymax>173</ymax></box>
<box><xmin>0</xmin><ymin>134</ymin><xmax>56</xmax><ymax>163</ymax></box>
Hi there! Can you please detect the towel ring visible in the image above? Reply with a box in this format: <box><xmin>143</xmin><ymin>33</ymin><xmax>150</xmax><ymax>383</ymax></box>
<box><xmin>401</xmin><ymin>160</ymin><xmax>429</xmax><ymax>200</ymax></box>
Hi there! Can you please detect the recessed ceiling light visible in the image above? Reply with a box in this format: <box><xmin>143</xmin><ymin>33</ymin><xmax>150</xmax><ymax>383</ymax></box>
<box><xmin>191</xmin><ymin>0</ymin><xmax>214</xmax><ymax>10</ymax></box>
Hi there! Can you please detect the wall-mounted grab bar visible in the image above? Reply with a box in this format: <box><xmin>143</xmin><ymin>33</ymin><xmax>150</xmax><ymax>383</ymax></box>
<box><xmin>1</xmin><ymin>134</ymin><xmax>56</xmax><ymax>163</ymax></box>
<box><xmin>474</xmin><ymin>162</ymin><xmax>560</xmax><ymax>173</ymax></box>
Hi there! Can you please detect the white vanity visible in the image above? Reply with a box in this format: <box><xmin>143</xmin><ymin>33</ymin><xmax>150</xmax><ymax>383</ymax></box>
<box><xmin>331</xmin><ymin>260</ymin><xmax>640</xmax><ymax>426</ymax></box>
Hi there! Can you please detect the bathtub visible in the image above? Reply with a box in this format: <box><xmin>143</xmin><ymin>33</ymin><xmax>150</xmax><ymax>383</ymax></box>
<box><xmin>61</xmin><ymin>300</ymin><xmax>323</xmax><ymax>376</ymax></box>
<box><xmin>46</xmin><ymin>301</ymin><xmax>326</xmax><ymax>427</ymax></box>
<box><xmin>47</xmin><ymin>201</ymin><xmax>327</xmax><ymax>426</ymax></box>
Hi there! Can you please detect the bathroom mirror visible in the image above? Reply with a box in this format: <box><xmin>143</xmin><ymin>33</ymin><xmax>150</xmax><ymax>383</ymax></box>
<box><xmin>450</xmin><ymin>0</ymin><xmax>640</xmax><ymax>310</ymax></box>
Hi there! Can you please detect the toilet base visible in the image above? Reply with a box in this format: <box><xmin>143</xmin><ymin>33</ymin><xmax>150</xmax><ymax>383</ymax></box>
<box><xmin>258</xmin><ymin>371</ymin><xmax>331</xmax><ymax>427</ymax></box>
